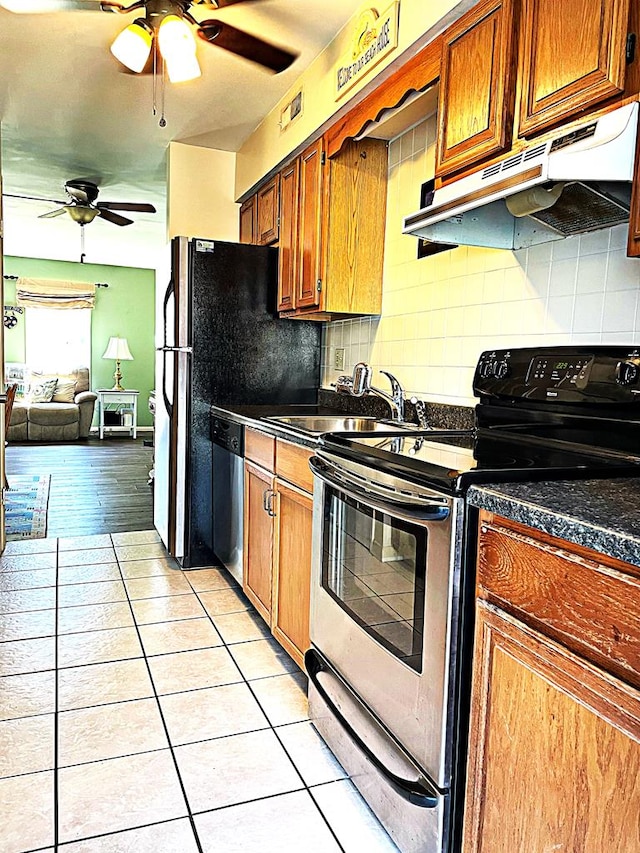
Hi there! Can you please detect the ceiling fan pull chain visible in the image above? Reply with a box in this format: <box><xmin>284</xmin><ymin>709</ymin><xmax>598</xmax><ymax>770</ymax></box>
<box><xmin>159</xmin><ymin>53</ymin><xmax>167</xmax><ymax>128</ymax></box>
<box><xmin>80</xmin><ymin>224</ymin><xmax>86</xmax><ymax>264</ymax></box>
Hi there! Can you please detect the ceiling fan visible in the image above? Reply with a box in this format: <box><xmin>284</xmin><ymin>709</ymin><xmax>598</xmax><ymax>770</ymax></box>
<box><xmin>4</xmin><ymin>179</ymin><xmax>157</xmax><ymax>227</ymax></box>
<box><xmin>0</xmin><ymin>0</ymin><xmax>299</xmax><ymax>77</ymax></box>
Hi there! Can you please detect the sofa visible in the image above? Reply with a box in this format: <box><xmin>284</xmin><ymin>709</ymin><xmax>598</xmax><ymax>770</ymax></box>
<box><xmin>8</xmin><ymin>368</ymin><xmax>97</xmax><ymax>441</ymax></box>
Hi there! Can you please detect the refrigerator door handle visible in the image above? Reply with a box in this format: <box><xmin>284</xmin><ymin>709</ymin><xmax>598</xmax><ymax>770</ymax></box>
<box><xmin>157</xmin><ymin>346</ymin><xmax>193</xmax><ymax>353</ymax></box>
<box><xmin>162</xmin><ymin>351</ymin><xmax>173</xmax><ymax>419</ymax></box>
<box><xmin>162</xmin><ymin>276</ymin><xmax>175</xmax><ymax>348</ymax></box>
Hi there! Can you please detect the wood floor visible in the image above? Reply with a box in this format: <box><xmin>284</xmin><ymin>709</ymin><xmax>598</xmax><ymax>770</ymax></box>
<box><xmin>5</xmin><ymin>437</ymin><xmax>154</xmax><ymax>537</ymax></box>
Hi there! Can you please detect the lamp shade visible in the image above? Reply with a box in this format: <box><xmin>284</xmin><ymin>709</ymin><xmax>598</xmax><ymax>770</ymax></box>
<box><xmin>110</xmin><ymin>19</ymin><xmax>153</xmax><ymax>73</ymax></box>
<box><xmin>158</xmin><ymin>14</ymin><xmax>201</xmax><ymax>83</ymax></box>
<box><xmin>103</xmin><ymin>337</ymin><xmax>134</xmax><ymax>361</ymax></box>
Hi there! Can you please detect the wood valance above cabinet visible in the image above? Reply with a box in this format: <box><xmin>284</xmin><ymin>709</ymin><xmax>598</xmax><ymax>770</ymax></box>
<box><xmin>324</xmin><ymin>35</ymin><xmax>443</xmax><ymax>159</ymax></box>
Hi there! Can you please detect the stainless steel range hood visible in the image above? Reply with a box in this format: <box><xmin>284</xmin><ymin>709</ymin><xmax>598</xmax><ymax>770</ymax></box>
<box><xmin>403</xmin><ymin>102</ymin><xmax>639</xmax><ymax>250</ymax></box>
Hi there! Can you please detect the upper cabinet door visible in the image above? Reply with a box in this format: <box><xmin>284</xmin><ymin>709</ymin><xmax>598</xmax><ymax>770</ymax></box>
<box><xmin>239</xmin><ymin>196</ymin><xmax>256</xmax><ymax>244</ymax></box>
<box><xmin>277</xmin><ymin>160</ymin><xmax>299</xmax><ymax>313</ymax></box>
<box><xmin>436</xmin><ymin>0</ymin><xmax>519</xmax><ymax>178</ymax></box>
<box><xmin>518</xmin><ymin>0</ymin><xmax>630</xmax><ymax>137</ymax></box>
<box><xmin>295</xmin><ymin>139</ymin><xmax>325</xmax><ymax>310</ymax></box>
<box><xmin>256</xmin><ymin>173</ymin><xmax>280</xmax><ymax>245</ymax></box>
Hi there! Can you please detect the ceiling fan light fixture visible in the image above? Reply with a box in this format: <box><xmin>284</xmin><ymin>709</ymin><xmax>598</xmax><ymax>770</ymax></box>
<box><xmin>110</xmin><ymin>18</ymin><xmax>153</xmax><ymax>73</ymax></box>
<box><xmin>66</xmin><ymin>205</ymin><xmax>100</xmax><ymax>225</ymax></box>
<box><xmin>158</xmin><ymin>13</ymin><xmax>201</xmax><ymax>83</ymax></box>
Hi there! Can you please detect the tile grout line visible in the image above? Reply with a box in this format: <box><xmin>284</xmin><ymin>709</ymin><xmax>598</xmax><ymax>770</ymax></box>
<box><xmin>184</xmin><ymin>572</ymin><xmax>348</xmax><ymax>853</ymax></box>
<box><xmin>54</xmin><ymin>536</ymin><xmax>60</xmax><ymax>853</ymax></box>
<box><xmin>113</xmin><ymin>536</ymin><xmax>205</xmax><ymax>853</ymax></box>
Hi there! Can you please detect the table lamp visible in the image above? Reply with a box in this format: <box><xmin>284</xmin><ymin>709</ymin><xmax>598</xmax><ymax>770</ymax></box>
<box><xmin>102</xmin><ymin>336</ymin><xmax>134</xmax><ymax>391</ymax></box>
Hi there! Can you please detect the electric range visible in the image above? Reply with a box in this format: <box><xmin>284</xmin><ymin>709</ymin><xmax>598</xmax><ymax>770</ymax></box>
<box><xmin>306</xmin><ymin>346</ymin><xmax>640</xmax><ymax>853</ymax></box>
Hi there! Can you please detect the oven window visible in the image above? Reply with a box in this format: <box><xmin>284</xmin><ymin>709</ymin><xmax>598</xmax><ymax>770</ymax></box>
<box><xmin>322</xmin><ymin>486</ymin><xmax>427</xmax><ymax>673</ymax></box>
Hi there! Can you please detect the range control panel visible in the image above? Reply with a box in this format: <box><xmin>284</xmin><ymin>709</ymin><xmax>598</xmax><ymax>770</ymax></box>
<box><xmin>473</xmin><ymin>346</ymin><xmax>640</xmax><ymax>403</ymax></box>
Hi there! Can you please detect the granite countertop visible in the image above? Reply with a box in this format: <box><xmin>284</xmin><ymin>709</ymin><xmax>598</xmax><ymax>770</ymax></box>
<box><xmin>468</xmin><ymin>479</ymin><xmax>640</xmax><ymax>568</ymax></box>
<box><xmin>211</xmin><ymin>392</ymin><xmax>476</xmax><ymax>449</ymax></box>
<box><xmin>210</xmin><ymin>403</ymin><xmax>340</xmax><ymax>449</ymax></box>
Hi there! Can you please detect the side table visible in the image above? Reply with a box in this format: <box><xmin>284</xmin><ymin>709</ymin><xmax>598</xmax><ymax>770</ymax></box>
<box><xmin>97</xmin><ymin>389</ymin><xmax>139</xmax><ymax>439</ymax></box>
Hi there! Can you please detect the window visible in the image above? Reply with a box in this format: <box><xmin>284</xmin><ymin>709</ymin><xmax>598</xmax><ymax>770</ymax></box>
<box><xmin>25</xmin><ymin>308</ymin><xmax>92</xmax><ymax>372</ymax></box>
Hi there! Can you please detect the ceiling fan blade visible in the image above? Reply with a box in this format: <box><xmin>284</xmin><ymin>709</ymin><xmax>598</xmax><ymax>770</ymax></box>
<box><xmin>3</xmin><ymin>193</ymin><xmax>66</xmax><ymax>205</ymax></box>
<box><xmin>197</xmin><ymin>20</ymin><xmax>298</xmax><ymax>73</ymax></box>
<box><xmin>97</xmin><ymin>201</ymin><xmax>157</xmax><ymax>213</ymax></box>
<box><xmin>97</xmin><ymin>209</ymin><xmax>134</xmax><ymax>226</ymax></box>
<box><xmin>38</xmin><ymin>207</ymin><xmax>68</xmax><ymax>219</ymax></box>
<box><xmin>0</xmin><ymin>1</ymin><xmax>101</xmax><ymax>11</ymax></box>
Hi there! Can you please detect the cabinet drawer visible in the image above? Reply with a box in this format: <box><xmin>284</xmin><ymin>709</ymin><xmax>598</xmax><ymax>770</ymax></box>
<box><xmin>275</xmin><ymin>440</ymin><xmax>314</xmax><ymax>493</ymax></box>
<box><xmin>245</xmin><ymin>428</ymin><xmax>275</xmax><ymax>471</ymax></box>
<box><xmin>477</xmin><ymin>514</ymin><xmax>640</xmax><ymax>686</ymax></box>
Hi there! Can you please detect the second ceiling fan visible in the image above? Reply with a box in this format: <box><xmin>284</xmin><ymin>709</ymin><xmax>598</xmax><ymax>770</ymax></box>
<box><xmin>0</xmin><ymin>0</ymin><xmax>299</xmax><ymax>78</ymax></box>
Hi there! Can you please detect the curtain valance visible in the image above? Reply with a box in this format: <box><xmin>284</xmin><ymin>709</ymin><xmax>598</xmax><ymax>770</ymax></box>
<box><xmin>16</xmin><ymin>278</ymin><xmax>96</xmax><ymax>310</ymax></box>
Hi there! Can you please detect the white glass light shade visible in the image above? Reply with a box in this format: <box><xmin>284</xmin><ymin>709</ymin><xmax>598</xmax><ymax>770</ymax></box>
<box><xmin>102</xmin><ymin>337</ymin><xmax>134</xmax><ymax>361</ymax></box>
<box><xmin>158</xmin><ymin>14</ymin><xmax>201</xmax><ymax>83</ymax></box>
<box><xmin>110</xmin><ymin>20</ymin><xmax>153</xmax><ymax>73</ymax></box>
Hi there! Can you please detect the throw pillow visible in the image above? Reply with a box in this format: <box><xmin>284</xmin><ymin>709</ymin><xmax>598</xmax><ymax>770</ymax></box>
<box><xmin>27</xmin><ymin>378</ymin><xmax>58</xmax><ymax>403</ymax></box>
<box><xmin>52</xmin><ymin>380</ymin><xmax>77</xmax><ymax>403</ymax></box>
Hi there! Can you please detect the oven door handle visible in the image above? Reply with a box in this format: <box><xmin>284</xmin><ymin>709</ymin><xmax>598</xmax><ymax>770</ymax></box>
<box><xmin>305</xmin><ymin>649</ymin><xmax>440</xmax><ymax>809</ymax></box>
<box><xmin>309</xmin><ymin>457</ymin><xmax>450</xmax><ymax>523</ymax></box>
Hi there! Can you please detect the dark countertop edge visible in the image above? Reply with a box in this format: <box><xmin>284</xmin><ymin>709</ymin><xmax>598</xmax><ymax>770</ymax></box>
<box><xmin>467</xmin><ymin>480</ymin><xmax>640</xmax><ymax>569</ymax></box>
<box><xmin>210</xmin><ymin>403</ymin><xmax>323</xmax><ymax>449</ymax></box>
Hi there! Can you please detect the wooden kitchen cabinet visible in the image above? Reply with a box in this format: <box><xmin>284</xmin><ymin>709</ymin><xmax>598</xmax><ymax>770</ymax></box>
<box><xmin>294</xmin><ymin>139</ymin><xmax>325</xmax><ymax>311</ymax></box>
<box><xmin>256</xmin><ymin>173</ymin><xmax>280</xmax><ymax>245</ymax></box>
<box><xmin>242</xmin><ymin>432</ymin><xmax>314</xmax><ymax>667</ymax></box>
<box><xmin>464</xmin><ymin>513</ymin><xmax>640</xmax><ymax>852</ymax></box>
<box><xmin>239</xmin><ymin>195</ymin><xmax>256</xmax><ymax>244</ymax></box>
<box><xmin>436</xmin><ymin>0</ymin><xmax>519</xmax><ymax>178</ymax></box>
<box><xmin>278</xmin><ymin>137</ymin><xmax>387</xmax><ymax>319</ymax></box>
<box><xmin>272</xmin><ymin>479</ymin><xmax>313</xmax><ymax>669</ymax></box>
<box><xmin>243</xmin><ymin>459</ymin><xmax>275</xmax><ymax>622</ymax></box>
<box><xmin>277</xmin><ymin>159</ymin><xmax>299</xmax><ymax>312</ymax></box>
<box><xmin>517</xmin><ymin>0</ymin><xmax>631</xmax><ymax>137</ymax></box>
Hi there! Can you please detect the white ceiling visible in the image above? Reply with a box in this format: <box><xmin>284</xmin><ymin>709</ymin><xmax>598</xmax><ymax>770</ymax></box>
<box><xmin>0</xmin><ymin>0</ymin><xmax>364</xmax><ymax>267</ymax></box>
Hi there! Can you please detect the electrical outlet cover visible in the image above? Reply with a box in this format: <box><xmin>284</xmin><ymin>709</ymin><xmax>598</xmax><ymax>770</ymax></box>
<box><xmin>335</xmin><ymin>348</ymin><xmax>346</xmax><ymax>370</ymax></box>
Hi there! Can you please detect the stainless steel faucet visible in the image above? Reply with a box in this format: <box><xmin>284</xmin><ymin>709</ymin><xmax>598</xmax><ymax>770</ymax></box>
<box><xmin>337</xmin><ymin>362</ymin><xmax>406</xmax><ymax>422</ymax></box>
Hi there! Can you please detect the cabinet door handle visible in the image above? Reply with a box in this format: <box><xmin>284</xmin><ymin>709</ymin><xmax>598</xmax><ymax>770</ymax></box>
<box><xmin>266</xmin><ymin>490</ymin><xmax>277</xmax><ymax>517</ymax></box>
<box><xmin>262</xmin><ymin>488</ymin><xmax>269</xmax><ymax>512</ymax></box>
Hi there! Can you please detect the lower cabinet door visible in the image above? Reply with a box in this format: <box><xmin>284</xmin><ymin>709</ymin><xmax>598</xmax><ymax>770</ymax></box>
<box><xmin>463</xmin><ymin>601</ymin><xmax>640</xmax><ymax>852</ymax></box>
<box><xmin>272</xmin><ymin>480</ymin><xmax>313</xmax><ymax>669</ymax></box>
<box><xmin>243</xmin><ymin>461</ymin><xmax>274</xmax><ymax>623</ymax></box>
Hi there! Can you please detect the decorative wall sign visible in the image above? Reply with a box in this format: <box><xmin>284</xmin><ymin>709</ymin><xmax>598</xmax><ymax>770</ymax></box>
<box><xmin>3</xmin><ymin>305</ymin><xmax>24</xmax><ymax>329</ymax></box>
<box><xmin>335</xmin><ymin>2</ymin><xmax>400</xmax><ymax>101</ymax></box>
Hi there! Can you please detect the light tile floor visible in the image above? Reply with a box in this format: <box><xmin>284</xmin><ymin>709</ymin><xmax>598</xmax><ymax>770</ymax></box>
<box><xmin>0</xmin><ymin>530</ymin><xmax>399</xmax><ymax>853</ymax></box>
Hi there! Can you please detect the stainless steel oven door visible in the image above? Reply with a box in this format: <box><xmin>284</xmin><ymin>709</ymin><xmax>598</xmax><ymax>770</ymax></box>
<box><xmin>309</xmin><ymin>451</ymin><xmax>464</xmax><ymax>789</ymax></box>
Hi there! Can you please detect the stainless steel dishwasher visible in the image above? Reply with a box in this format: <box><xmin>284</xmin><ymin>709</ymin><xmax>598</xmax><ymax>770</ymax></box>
<box><xmin>211</xmin><ymin>414</ymin><xmax>244</xmax><ymax>585</ymax></box>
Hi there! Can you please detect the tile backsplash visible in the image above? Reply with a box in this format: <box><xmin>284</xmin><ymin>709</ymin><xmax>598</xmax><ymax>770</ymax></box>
<box><xmin>320</xmin><ymin>114</ymin><xmax>640</xmax><ymax>407</ymax></box>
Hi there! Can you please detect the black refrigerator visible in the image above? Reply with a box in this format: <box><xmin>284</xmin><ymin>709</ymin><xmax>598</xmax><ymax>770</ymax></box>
<box><xmin>154</xmin><ymin>236</ymin><xmax>321</xmax><ymax>568</ymax></box>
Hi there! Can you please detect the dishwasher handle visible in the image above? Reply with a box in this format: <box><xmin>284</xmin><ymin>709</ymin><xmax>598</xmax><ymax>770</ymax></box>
<box><xmin>309</xmin><ymin>456</ymin><xmax>450</xmax><ymax>524</ymax></box>
<box><xmin>305</xmin><ymin>649</ymin><xmax>440</xmax><ymax>809</ymax></box>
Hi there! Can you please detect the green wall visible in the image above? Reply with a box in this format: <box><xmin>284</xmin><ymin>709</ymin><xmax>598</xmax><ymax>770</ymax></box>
<box><xmin>3</xmin><ymin>256</ymin><xmax>155</xmax><ymax>427</ymax></box>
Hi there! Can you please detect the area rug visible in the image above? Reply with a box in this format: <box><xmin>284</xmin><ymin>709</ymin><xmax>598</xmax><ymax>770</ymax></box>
<box><xmin>5</xmin><ymin>475</ymin><xmax>51</xmax><ymax>541</ymax></box>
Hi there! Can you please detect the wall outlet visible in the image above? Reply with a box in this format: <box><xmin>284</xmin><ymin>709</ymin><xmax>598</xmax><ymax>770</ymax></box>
<box><xmin>335</xmin><ymin>348</ymin><xmax>346</xmax><ymax>370</ymax></box>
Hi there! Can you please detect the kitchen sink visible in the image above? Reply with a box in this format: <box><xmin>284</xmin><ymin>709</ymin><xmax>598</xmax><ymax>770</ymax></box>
<box><xmin>264</xmin><ymin>414</ymin><xmax>414</xmax><ymax>435</ymax></box>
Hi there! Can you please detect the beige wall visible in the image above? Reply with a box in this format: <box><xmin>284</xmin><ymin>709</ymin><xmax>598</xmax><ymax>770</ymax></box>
<box><xmin>168</xmin><ymin>142</ymin><xmax>239</xmax><ymax>242</ymax></box>
<box><xmin>321</xmin><ymin>115</ymin><xmax>640</xmax><ymax>408</ymax></box>
<box><xmin>234</xmin><ymin>0</ymin><xmax>474</xmax><ymax>198</ymax></box>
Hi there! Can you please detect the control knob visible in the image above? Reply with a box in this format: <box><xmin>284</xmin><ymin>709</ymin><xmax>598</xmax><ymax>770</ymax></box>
<box><xmin>494</xmin><ymin>360</ymin><xmax>510</xmax><ymax>380</ymax></box>
<box><xmin>615</xmin><ymin>360</ymin><xmax>640</xmax><ymax>386</ymax></box>
<box><xmin>479</xmin><ymin>360</ymin><xmax>493</xmax><ymax>379</ymax></box>
<box><xmin>230</xmin><ymin>436</ymin><xmax>239</xmax><ymax>451</ymax></box>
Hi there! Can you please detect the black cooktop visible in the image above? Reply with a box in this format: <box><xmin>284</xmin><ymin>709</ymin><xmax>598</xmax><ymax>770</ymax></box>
<box><xmin>322</xmin><ymin>426</ymin><xmax>640</xmax><ymax>495</ymax></box>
